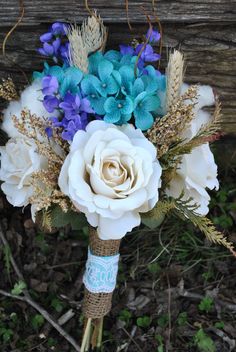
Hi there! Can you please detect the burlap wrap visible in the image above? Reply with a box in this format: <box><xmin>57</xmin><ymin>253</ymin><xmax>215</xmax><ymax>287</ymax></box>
<box><xmin>83</xmin><ymin>227</ymin><xmax>121</xmax><ymax>319</ymax></box>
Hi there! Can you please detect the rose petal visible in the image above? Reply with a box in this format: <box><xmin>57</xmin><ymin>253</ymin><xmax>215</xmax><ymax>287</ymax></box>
<box><xmin>98</xmin><ymin>211</ymin><xmax>141</xmax><ymax>240</ymax></box>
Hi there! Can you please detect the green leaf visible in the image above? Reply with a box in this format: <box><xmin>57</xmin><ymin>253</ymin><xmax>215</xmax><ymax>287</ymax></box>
<box><xmin>213</xmin><ymin>214</ymin><xmax>233</xmax><ymax>229</ymax></box>
<box><xmin>214</xmin><ymin>321</ymin><xmax>225</xmax><ymax>329</ymax></box>
<box><xmin>51</xmin><ymin>298</ymin><xmax>64</xmax><ymax>313</ymax></box>
<box><xmin>147</xmin><ymin>262</ymin><xmax>161</xmax><ymax>275</ymax></box>
<box><xmin>50</xmin><ymin>207</ymin><xmax>87</xmax><ymax>230</ymax></box>
<box><xmin>11</xmin><ymin>280</ymin><xmax>27</xmax><ymax>295</ymax></box>
<box><xmin>194</xmin><ymin>329</ymin><xmax>216</xmax><ymax>352</ymax></box>
<box><xmin>119</xmin><ymin>309</ymin><xmax>132</xmax><ymax>326</ymax></box>
<box><xmin>157</xmin><ymin>314</ymin><xmax>169</xmax><ymax>328</ymax></box>
<box><xmin>177</xmin><ymin>312</ymin><xmax>188</xmax><ymax>326</ymax></box>
<box><xmin>31</xmin><ymin>314</ymin><xmax>45</xmax><ymax>330</ymax></box>
<box><xmin>136</xmin><ymin>316</ymin><xmax>151</xmax><ymax>328</ymax></box>
<box><xmin>0</xmin><ymin>328</ymin><xmax>13</xmax><ymax>342</ymax></box>
<box><xmin>47</xmin><ymin>337</ymin><xmax>57</xmax><ymax>348</ymax></box>
<box><xmin>141</xmin><ymin>199</ymin><xmax>175</xmax><ymax>229</ymax></box>
<box><xmin>198</xmin><ymin>297</ymin><xmax>214</xmax><ymax>313</ymax></box>
<box><xmin>142</xmin><ymin>213</ymin><xmax>165</xmax><ymax>229</ymax></box>
<box><xmin>155</xmin><ymin>334</ymin><xmax>164</xmax><ymax>352</ymax></box>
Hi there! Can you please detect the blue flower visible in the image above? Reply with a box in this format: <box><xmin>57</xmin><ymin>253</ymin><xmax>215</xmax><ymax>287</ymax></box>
<box><xmin>59</xmin><ymin>93</ymin><xmax>93</xmax><ymax>120</ymax></box>
<box><xmin>60</xmin><ymin>42</ymin><xmax>69</xmax><ymax>62</ymax></box>
<box><xmin>88</xmin><ymin>52</ymin><xmax>104</xmax><ymax>75</ymax></box>
<box><xmin>38</xmin><ymin>22</ymin><xmax>69</xmax><ymax>63</ymax></box>
<box><xmin>59</xmin><ymin>67</ymin><xmax>83</xmax><ymax>97</ymax></box>
<box><xmin>104</xmin><ymin>97</ymin><xmax>133</xmax><ymax>124</ymax></box>
<box><xmin>81</xmin><ymin>76</ymin><xmax>106</xmax><ymax>115</ymax></box>
<box><xmin>33</xmin><ymin>62</ymin><xmax>65</xmax><ymax>82</ymax></box>
<box><xmin>87</xmin><ymin>59</ymin><xmax>120</xmax><ymax>97</ymax></box>
<box><xmin>118</xmin><ymin>65</ymin><xmax>135</xmax><ymax>95</ymax></box>
<box><xmin>135</xmin><ymin>44</ymin><xmax>160</xmax><ymax>63</ymax></box>
<box><xmin>61</xmin><ymin>115</ymin><xmax>88</xmax><ymax>141</ymax></box>
<box><xmin>45</xmin><ymin>126</ymin><xmax>53</xmax><ymax>137</ymax></box>
<box><xmin>43</xmin><ymin>95</ymin><xmax>60</xmax><ymax>113</ymax></box>
<box><xmin>119</xmin><ymin>45</ymin><xmax>135</xmax><ymax>56</ymax></box>
<box><xmin>133</xmin><ymin>92</ymin><xmax>160</xmax><ymax>130</ymax></box>
<box><xmin>40</xmin><ymin>32</ymin><xmax>53</xmax><ymax>43</ymax></box>
<box><xmin>45</xmin><ymin>92</ymin><xmax>95</xmax><ymax>141</ymax></box>
<box><xmin>146</xmin><ymin>28</ymin><xmax>161</xmax><ymax>43</ymax></box>
<box><xmin>51</xmin><ymin>22</ymin><xmax>67</xmax><ymax>36</ymax></box>
<box><xmin>42</xmin><ymin>75</ymin><xmax>59</xmax><ymax>95</ymax></box>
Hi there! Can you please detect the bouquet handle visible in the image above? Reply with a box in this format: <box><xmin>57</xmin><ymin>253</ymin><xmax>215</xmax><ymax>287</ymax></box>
<box><xmin>81</xmin><ymin>227</ymin><xmax>121</xmax><ymax>350</ymax></box>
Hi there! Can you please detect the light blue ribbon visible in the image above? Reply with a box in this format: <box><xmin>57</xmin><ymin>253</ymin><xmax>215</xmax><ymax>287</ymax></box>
<box><xmin>83</xmin><ymin>248</ymin><xmax>120</xmax><ymax>293</ymax></box>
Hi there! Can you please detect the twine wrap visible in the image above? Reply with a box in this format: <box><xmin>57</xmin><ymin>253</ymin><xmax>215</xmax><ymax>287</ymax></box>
<box><xmin>83</xmin><ymin>228</ymin><xmax>121</xmax><ymax>319</ymax></box>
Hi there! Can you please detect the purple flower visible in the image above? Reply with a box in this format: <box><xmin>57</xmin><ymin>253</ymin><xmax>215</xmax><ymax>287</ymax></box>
<box><xmin>38</xmin><ymin>42</ymin><xmax>54</xmax><ymax>56</ymax></box>
<box><xmin>52</xmin><ymin>22</ymin><xmax>66</xmax><ymax>36</ymax></box>
<box><xmin>42</xmin><ymin>76</ymin><xmax>59</xmax><ymax>95</ymax></box>
<box><xmin>40</xmin><ymin>32</ymin><xmax>53</xmax><ymax>43</ymax></box>
<box><xmin>38</xmin><ymin>39</ymin><xmax>62</xmax><ymax>61</ymax></box>
<box><xmin>38</xmin><ymin>22</ymin><xmax>69</xmax><ymax>63</ymax></box>
<box><xmin>135</xmin><ymin>44</ymin><xmax>160</xmax><ymax>63</ymax></box>
<box><xmin>59</xmin><ymin>93</ymin><xmax>94</xmax><ymax>120</ymax></box>
<box><xmin>43</xmin><ymin>93</ymin><xmax>95</xmax><ymax>141</ymax></box>
<box><xmin>43</xmin><ymin>95</ymin><xmax>59</xmax><ymax>113</ymax></box>
<box><xmin>61</xmin><ymin>114</ymin><xmax>88</xmax><ymax>141</ymax></box>
<box><xmin>146</xmin><ymin>29</ymin><xmax>161</xmax><ymax>43</ymax></box>
<box><xmin>119</xmin><ymin>45</ymin><xmax>135</xmax><ymax>56</ymax></box>
<box><xmin>60</xmin><ymin>42</ymin><xmax>69</xmax><ymax>61</ymax></box>
<box><xmin>45</xmin><ymin>126</ymin><xmax>53</xmax><ymax>137</ymax></box>
<box><xmin>52</xmin><ymin>38</ymin><xmax>61</xmax><ymax>53</ymax></box>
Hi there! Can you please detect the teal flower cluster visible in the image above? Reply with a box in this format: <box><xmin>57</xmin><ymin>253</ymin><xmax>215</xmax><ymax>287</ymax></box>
<box><xmin>35</xmin><ymin>24</ymin><xmax>166</xmax><ymax>135</ymax></box>
<box><xmin>81</xmin><ymin>51</ymin><xmax>166</xmax><ymax>130</ymax></box>
<box><xmin>33</xmin><ymin>62</ymin><xmax>83</xmax><ymax>98</ymax></box>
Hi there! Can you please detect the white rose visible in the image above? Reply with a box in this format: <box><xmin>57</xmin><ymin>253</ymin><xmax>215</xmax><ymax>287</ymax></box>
<box><xmin>166</xmin><ymin>85</ymin><xmax>219</xmax><ymax>215</ymax></box>
<box><xmin>2</xmin><ymin>80</ymin><xmax>49</xmax><ymax>138</ymax></box>
<box><xmin>59</xmin><ymin>120</ymin><xmax>162</xmax><ymax>239</ymax></box>
<box><xmin>0</xmin><ymin>137</ymin><xmax>47</xmax><ymax>207</ymax></box>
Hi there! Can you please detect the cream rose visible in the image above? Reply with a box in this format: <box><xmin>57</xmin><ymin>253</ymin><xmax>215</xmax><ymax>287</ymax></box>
<box><xmin>0</xmin><ymin>137</ymin><xmax>46</xmax><ymax>207</ymax></box>
<box><xmin>59</xmin><ymin>121</ymin><xmax>162</xmax><ymax>239</ymax></box>
<box><xmin>166</xmin><ymin>85</ymin><xmax>219</xmax><ymax>215</ymax></box>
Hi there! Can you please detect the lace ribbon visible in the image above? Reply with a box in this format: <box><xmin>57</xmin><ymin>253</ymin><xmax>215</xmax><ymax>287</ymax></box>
<box><xmin>83</xmin><ymin>247</ymin><xmax>120</xmax><ymax>293</ymax></box>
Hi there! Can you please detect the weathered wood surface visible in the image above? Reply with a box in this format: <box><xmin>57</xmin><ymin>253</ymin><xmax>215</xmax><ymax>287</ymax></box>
<box><xmin>0</xmin><ymin>0</ymin><xmax>236</xmax><ymax>133</ymax></box>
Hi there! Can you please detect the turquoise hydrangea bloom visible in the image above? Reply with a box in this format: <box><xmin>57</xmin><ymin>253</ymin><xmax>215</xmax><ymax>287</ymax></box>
<box><xmin>59</xmin><ymin>67</ymin><xmax>83</xmax><ymax>97</ymax></box>
<box><xmin>133</xmin><ymin>91</ymin><xmax>160</xmax><ymax>130</ymax></box>
<box><xmin>33</xmin><ymin>62</ymin><xmax>65</xmax><ymax>82</ymax></box>
<box><xmin>104</xmin><ymin>96</ymin><xmax>133</xmax><ymax>124</ymax></box>
<box><xmin>33</xmin><ymin>63</ymin><xmax>84</xmax><ymax>98</ymax></box>
<box><xmin>84</xmin><ymin>58</ymin><xmax>120</xmax><ymax>97</ymax></box>
<box><xmin>82</xmin><ymin>51</ymin><xmax>166</xmax><ymax>131</ymax></box>
<box><xmin>81</xmin><ymin>75</ymin><xmax>106</xmax><ymax>115</ymax></box>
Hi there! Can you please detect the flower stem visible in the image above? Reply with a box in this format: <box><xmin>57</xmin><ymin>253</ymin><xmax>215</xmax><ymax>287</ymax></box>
<box><xmin>97</xmin><ymin>317</ymin><xmax>104</xmax><ymax>348</ymax></box>
<box><xmin>81</xmin><ymin>318</ymin><xmax>92</xmax><ymax>352</ymax></box>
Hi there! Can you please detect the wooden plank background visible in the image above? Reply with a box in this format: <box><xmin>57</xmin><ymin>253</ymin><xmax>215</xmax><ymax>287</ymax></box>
<box><xmin>0</xmin><ymin>0</ymin><xmax>236</xmax><ymax>133</ymax></box>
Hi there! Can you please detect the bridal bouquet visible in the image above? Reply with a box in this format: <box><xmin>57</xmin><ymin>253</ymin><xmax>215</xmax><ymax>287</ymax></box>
<box><xmin>0</xmin><ymin>13</ymin><xmax>235</xmax><ymax>350</ymax></box>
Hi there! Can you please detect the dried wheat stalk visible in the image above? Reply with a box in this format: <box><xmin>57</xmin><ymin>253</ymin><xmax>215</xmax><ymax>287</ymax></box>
<box><xmin>81</xmin><ymin>12</ymin><xmax>107</xmax><ymax>54</ymax></box>
<box><xmin>166</xmin><ymin>50</ymin><xmax>184</xmax><ymax>112</ymax></box>
<box><xmin>67</xmin><ymin>25</ymin><xmax>89</xmax><ymax>73</ymax></box>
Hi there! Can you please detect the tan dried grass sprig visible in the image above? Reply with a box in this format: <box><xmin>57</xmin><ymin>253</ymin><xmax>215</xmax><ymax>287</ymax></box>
<box><xmin>67</xmin><ymin>13</ymin><xmax>107</xmax><ymax>72</ymax></box>
<box><xmin>81</xmin><ymin>12</ymin><xmax>107</xmax><ymax>54</ymax></box>
<box><xmin>165</xmin><ymin>96</ymin><xmax>222</xmax><ymax>161</ymax></box>
<box><xmin>166</xmin><ymin>50</ymin><xmax>184</xmax><ymax>112</ymax></box>
<box><xmin>147</xmin><ymin>85</ymin><xmax>198</xmax><ymax>157</ymax></box>
<box><xmin>67</xmin><ymin>24</ymin><xmax>89</xmax><ymax>73</ymax></box>
<box><xmin>0</xmin><ymin>78</ymin><xmax>18</xmax><ymax>101</ymax></box>
<box><xmin>12</xmin><ymin>109</ymin><xmax>70</xmax><ymax>214</ymax></box>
